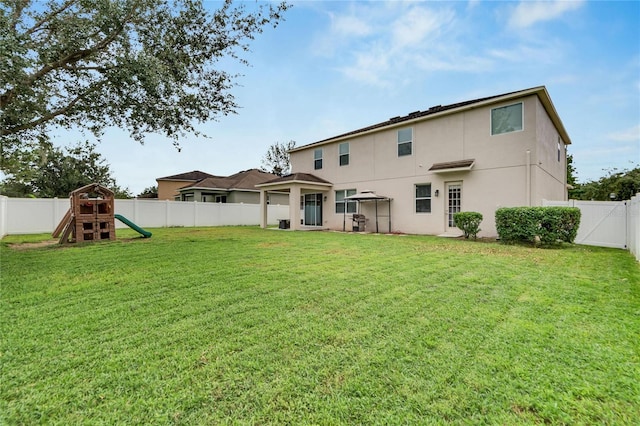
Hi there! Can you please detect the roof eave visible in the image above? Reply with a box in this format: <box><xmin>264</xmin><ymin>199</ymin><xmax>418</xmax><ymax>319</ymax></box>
<box><xmin>255</xmin><ymin>180</ymin><xmax>333</xmax><ymax>189</ymax></box>
<box><xmin>179</xmin><ymin>186</ymin><xmax>228</xmax><ymax>192</ymax></box>
<box><xmin>290</xmin><ymin>86</ymin><xmax>572</xmax><ymax>150</ymax></box>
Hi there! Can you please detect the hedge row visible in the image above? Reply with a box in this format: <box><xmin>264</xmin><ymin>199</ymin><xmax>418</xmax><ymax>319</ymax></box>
<box><xmin>495</xmin><ymin>207</ymin><xmax>581</xmax><ymax>244</ymax></box>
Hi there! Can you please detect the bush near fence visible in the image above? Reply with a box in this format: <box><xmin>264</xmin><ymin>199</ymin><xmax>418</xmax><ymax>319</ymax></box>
<box><xmin>495</xmin><ymin>206</ymin><xmax>581</xmax><ymax>245</ymax></box>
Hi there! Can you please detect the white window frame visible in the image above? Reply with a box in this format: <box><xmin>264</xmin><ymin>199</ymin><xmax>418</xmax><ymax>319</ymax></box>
<box><xmin>398</xmin><ymin>127</ymin><xmax>413</xmax><ymax>157</ymax></box>
<box><xmin>335</xmin><ymin>189</ymin><xmax>357</xmax><ymax>214</ymax></box>
<box><xmin>339</xmin><ymin>143</ymin><xmax>349</xmax><ymax>166</ymax></box>
<box><xmin>557</xmin><ymin>137</ymin><xmax>562</xmax><ymax>162</ymax></box>
<box><xmin>415</xmin><ymin>184</ymin><xmax>431</xmax><ymax>213</ymax></box>
<box><xmin>314</xmin><ymin>148</ymin><xmax>323</xmax><ymax>170</ymax></box>
<box><xmin>490</xmin><ymin>102</ymin><xmax>523</xmax><ymax>136</ymax></box>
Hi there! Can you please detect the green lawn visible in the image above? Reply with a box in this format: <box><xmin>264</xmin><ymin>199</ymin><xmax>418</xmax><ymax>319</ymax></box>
<box><xmin>1</xmin><ymin>227</ymin><xmax>638</xmax><ymax>424</ymax></box>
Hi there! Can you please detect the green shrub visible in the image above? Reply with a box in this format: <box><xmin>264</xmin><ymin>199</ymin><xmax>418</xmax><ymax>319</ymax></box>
<box><xmin>495</xmin><ymin>207</ymin><xmax>581</xmax><ymax>245</ymax></box>
<box><xmin>453</xmin><ymin>211</ymin><xmax>483</xmax><ymax>239</ymax></box>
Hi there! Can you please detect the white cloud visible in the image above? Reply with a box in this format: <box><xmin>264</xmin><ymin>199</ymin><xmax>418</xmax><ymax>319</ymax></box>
<box><xmin>339</xmin><ymin>44</ymin><xmax>391</xmax><ymax>87</ymax></box>
<box><xmin>508</xmin><ymin>0</ymin><xmax>585</xmax><ymax>29</ymax></box>
<box><xmin>607</xmin><ymin>125</ymin><xmax>640</xmax><ymax>143</ymax></box>
<box><xmin>330</xmin><ymin>13</ymin><xmax>372</xmax><ymax>37</ymax></box>
<box><xmin>316</xmin><ymin>3</ymin><xmax>464</xmax><ymax>87</ymax></box>
<box><xmin>391</xmin><ymin>7</ymin><xmax>454</xmax><ymax>47</ymax></box>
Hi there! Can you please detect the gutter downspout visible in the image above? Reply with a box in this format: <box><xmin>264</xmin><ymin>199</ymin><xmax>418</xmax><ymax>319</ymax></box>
<box><xmin>526</xmin><ymin>150</ymin><xmax>531</xmax><ymax>207</ymax></box>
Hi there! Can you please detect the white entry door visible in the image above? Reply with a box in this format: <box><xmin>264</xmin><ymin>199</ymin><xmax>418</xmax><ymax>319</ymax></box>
<box><xmin>446</xmin><ymin>182</ymin><xmax>462</xmax><ymax>228</ymax></box>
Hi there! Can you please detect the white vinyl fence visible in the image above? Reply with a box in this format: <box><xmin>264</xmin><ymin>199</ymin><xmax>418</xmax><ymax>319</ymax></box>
<box><xmin>544</xmin><ymin>194</ymin><xmax>640</xmax><ymax>262</ymax></box>
<box><xmin>0</xmin><ymin>197</ymin><xmax>289</xmax><ymax>237</ymax></box>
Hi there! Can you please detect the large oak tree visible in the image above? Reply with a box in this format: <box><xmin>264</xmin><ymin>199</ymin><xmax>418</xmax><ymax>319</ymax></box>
<box><xmin>0</xmin><ymin>0</ymin><xmax>289</xmax><ymax>174</ymax></box>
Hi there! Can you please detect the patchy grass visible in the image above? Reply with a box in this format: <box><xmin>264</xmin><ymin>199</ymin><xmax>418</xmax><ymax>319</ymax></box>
<box><xmin>1</xmin><ymin>227</ymin><xmax>638</xmax><ymax>424</ymax></box>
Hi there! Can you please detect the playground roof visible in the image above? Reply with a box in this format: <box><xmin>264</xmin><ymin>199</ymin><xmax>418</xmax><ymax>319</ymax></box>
<box><xmin>69</xmin><ymin>183</ymin><xmax>114</xmax><ymax>197</ymax></box>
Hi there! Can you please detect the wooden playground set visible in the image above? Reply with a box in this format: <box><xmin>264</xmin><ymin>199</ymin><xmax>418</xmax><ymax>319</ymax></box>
<box><xmin>53</xmin><ymin>183</ymin><xmax>151</xmax><ymax>244</ymax></box>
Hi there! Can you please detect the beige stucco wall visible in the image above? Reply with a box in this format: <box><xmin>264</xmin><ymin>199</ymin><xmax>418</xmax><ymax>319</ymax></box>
<box><xmin>290</xmin><ymin>94</ymin><xmax>568</xmax><ymax>237</ymax></box>
<box><xmin>267</xmin><ymin>192</ymin><xmax>290</xmax><ymax>206</ymax></box>
<box><xmin>228</xmin><ymin>191</ymin><xmax>259</xmax><ymax>204</ymax></box>
<box><xmin>157</xmin><ymin>180</ymin><xmax>192</xmax><ymax>200</ymax></box>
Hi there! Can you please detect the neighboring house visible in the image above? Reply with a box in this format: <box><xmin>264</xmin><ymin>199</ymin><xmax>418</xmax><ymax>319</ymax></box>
<box><xmin>156</xmin><ymin>170</ymin><xmax>217</xmax><ymax>201</ymax></box>
<box><xmin>257</xmin><ymin>86</ymin><xmax>571</xmax><ymax>237</ymax></box>
<box><xmin>177</xmin><ymin>168</ymin><xmax>289</xmax><ymax>205</ymax></box>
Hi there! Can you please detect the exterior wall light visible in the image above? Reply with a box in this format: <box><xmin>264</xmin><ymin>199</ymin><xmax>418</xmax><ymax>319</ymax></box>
<box><xmin>434</xmin><ymin>189</ymin><xmax>439</xmax><ymax>197</ymax></box>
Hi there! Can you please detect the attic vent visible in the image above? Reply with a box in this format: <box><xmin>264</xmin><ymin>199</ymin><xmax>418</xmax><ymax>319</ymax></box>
<box><xmin>428</xmin><ymin>105</ymin><xmax>442</xmax><ymax>111</ymax></box>
<box><xmin>408</xmin><ymin>110</ymin><xmax>421</xmax><ymax>116</ymax></box>
<box><xmin>389</xmin><ymin>116</ymin><xmax>401</xmax><ymax>121</ymax></box>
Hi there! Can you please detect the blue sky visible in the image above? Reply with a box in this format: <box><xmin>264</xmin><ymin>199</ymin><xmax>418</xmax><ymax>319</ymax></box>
<box><xmin>72</xmin><ymin>0</ymin><xmax>640</xmax><ymax>195</ymax></box>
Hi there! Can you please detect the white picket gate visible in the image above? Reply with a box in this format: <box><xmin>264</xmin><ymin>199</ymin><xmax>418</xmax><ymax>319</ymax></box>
<box><xmin>544</xmin><ymin>196</ymin><xmax>640</xmax><ymax>262</ymax></box>
<box><xmin>543</xmin><ymin>198</ymin><xmax>632</xmax><ymax>251</ymax></box>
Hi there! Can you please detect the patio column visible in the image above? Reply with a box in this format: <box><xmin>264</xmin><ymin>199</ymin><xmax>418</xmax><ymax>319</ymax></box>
<box><xmin>259</xmin><ymin>189</ymin><xmax>268</xmax><ymax>228</ymax></box>
<box><xmin>290</xmin><ymin>185</ymin><xmax>301</xmax><ymax>231</ymax></box>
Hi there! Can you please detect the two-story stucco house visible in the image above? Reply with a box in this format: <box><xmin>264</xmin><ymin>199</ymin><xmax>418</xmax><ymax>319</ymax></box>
<box><xmin>257</xmin><ymin>86</ymin><xmax>571</xmax><ymax>237</ymax></box>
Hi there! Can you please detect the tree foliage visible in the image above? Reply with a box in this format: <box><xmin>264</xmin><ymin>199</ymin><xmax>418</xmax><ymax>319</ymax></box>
<box><xmin>261</xmin><ymin>140</ymin><xmax>296</xmax><ymax>176</ymax></box>
<box><xmin>571</xmin><ymin>165</ymin><xmax>640</xmax><ymax>201</ymax></box>
<box><xmin>137</xmin><ymin>185</ymin><xmax>158</xmax><ymax>198</ymax></box>
<box><xmin>0</xmin><ymin>0</ymin><xmax>290</xmax><ymax>173</ymax></box>
<box><xmin>0</xmin><ymin>140</ymin><xmax>131</xmax><ymax>198</ymax></box>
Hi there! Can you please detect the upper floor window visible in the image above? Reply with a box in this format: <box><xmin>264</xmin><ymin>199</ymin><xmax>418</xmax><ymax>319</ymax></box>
<box><xmin>335</xmin><ymin>189</ymin><xmax>357</xmax><ymax>213</ymax></box>
<box><xmin>415</xmin><ymin>184</ymin><xmax>431</xmax><ymax>213</ymax></box>
<box><xmin>339</xmin><ymin>143</ymin><xmax>349</xmax><ymax>166</ymax></box>
<box><xmin>398</xmin><ymin>128</ymin><xmax>412</xmax><ymax>156</ymax></box>
<box><xmin>557</xmin><ymin>137</ymin><xmax>562</xmax><ymax>162</ymax></box>
<box><xmin>491</xmin><ymin>102</ymin><xmax>523</xmax><ymax>135</ymax></box>
<box><xmin>314</xmin><ymin>148</ymin><xmax>323</xmax><ymax>170</ymax></box>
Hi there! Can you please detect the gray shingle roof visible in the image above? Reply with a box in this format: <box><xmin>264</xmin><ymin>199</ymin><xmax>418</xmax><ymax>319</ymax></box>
<box><xmin>180</xmin><ymin>169</ymin><xmax>281</xmax><ymax>191</ymax></box>
<box><xmin>261</xmin><ymin>173</ymin><xmax>332</xmax><ymax>185</ymax></box>
<box><xmin>157</xmin><ymin>170</ymin><xmax>217</xmax><ymax>181</ymax></box>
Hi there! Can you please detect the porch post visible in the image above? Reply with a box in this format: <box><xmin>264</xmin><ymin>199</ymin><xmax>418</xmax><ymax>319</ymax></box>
<box><xmin>290</xmin><ymin>185</ymin><xmax>301</xmax><ymax>230</ymax></box>
<box><xmin>259</xmin><ymin>189</ymin><xmax>268</xmax><ymax>228</ymax></box>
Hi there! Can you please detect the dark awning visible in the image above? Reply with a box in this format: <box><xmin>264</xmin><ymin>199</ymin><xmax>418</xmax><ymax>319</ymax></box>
<box><xmin>429</xmin><ymin>159</ymin><xmax>475</xmax><ymax>173</ymax></box>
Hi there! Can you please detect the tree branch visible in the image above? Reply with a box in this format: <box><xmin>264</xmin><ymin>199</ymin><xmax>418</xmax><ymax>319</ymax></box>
<box><xmin>0</xmin><ymin>81</ymin><xmax>105</xmax><ymax>136</ymax></box>
<box><xmin>25</xmin><ymin>1</ymin><xmax>141</xmax><ymax>88</ymax></box>
<box><xmin>9</xmin><ymin>0</ymin><xmax>29</xmax><ymax>31</ymax></box>
<box><xmin>24</xmin><ymin>0</ymin><xmax>79</xmax><ymax>36</ymax></box>
<box><xmin>59</xmin><ymin>64</ymin><xmax>110</xmax><ymax>73</ymax></box>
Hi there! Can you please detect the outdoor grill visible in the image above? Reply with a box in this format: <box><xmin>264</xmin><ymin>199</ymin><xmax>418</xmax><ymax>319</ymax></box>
<box><xmin>352</xmin><ymin>214</ymin><xmax>366</xmax><ymax>232</ymax></box>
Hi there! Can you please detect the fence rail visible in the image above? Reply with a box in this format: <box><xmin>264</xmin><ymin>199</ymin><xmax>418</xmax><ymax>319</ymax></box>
<box><xmin>2</xmin><ymin>195</ymin><xmax>638</xmax><ymax>262</ymax></box>
<box><xmin>0</xmin><ymin>197</ymin><xmax>289</xmax><ymax>237</ymax></box>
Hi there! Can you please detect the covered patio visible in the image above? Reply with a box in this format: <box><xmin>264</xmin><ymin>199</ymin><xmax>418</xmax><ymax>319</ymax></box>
<box><xmin>256</xmin><ymin>173</ymin><xmax>333</xmax><ymax>231</ymax></box>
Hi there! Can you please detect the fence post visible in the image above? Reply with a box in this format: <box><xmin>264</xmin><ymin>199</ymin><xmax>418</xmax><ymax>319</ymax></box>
<box><xmin>193</xmin><ymin>201</ymin><xmax>197</xmax><ymax>227</ymax></box>
<box><xmin>0</xmin><ymin>196</ymin><xmax>7</xmax><ymax>238</ymax></box>
<box><xmin>53</xmin><ymin>197</ymin><xmax>59</xmax><ymax>231</ymax></box>
<box><xmin>133</xmin><ymin>198</ymin><xmax>138</xmax><ymax>223</ymax></box>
